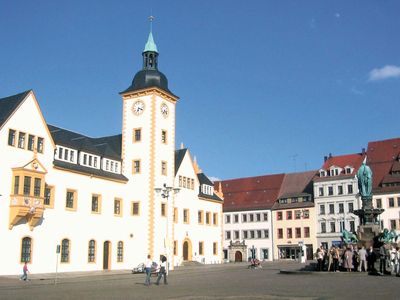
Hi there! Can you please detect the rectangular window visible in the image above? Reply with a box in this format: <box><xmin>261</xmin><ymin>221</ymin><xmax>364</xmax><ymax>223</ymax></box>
<box><xmin>179</xmin><ymin>176</ymin><xmax>182</xmax><ymax>187</ymax></box>
<box><xmin>58</xmin><ymin>147</ymin><xmax>63</xmax><ymax>159</ymax></box>
<box><xmin>277</xmin><ymin>228</ymin><xmax>283</xmax><ymax>239</ymax></box>
<box><xmin>347</xmin><ymin>184</ymin><xmax>353</xmax><ymax>194</ymax></box>
<box><xmin>321</xmin><ymin>222</ymin><xmax>326</xmax><ymax>233</ymax></box>
<box><xmin>350</xmin><ymin>220</ymin><xmax>355</xmax><ymax>232</ymax></box>
<box><xmin>250</xmin><ymin>230</ymin><xmax>255</xmax><ymax>239</ymax></box>
<box><xmin>133</xmin><ymin>128</ymin><xmax>141</xmax><ymax>142</ymax></box>
<box><xmin>263</xmin><ymin>229</ymin><xmax>269</xmax><ymax>239</ymax></box>
<box><xmin>319</xmin><ymin>187</ymin><xmax>324</xmax><ymax>196</ymax></box>
<box><xmin>330</xmin><ymin>222</ymin><xmax>336</xmax><ymax>233</ymax></box>
<box><xmin>44</xmin><ymin>185</ymin><xmax>54</xmax><ymax>207</ymax></box>
<box><xmin>89</xmin><ymin>156</ymin><xmax>93</xmax><ymax>167</ymax></box>
<box><xmin>390</xmin><ymin>219</ymin><xmax>397</xmax><ymax>229</ymax></box>
<box><xmin>23</xmin><ymin>176</ymin><xmax>31</xmax><ymax>195</ymax></box>
<box><xmin>277</xmin><ymin>212</ymin><xmax>283</xmax><ymax>220</ymax></box>
<box><xmin>93</xmin><ymin>156</ymin><xmax>97</xmax><ymax>167</ymax></box>
<box><xmin>339</xmin><ymin>203</ymin><xmax>344</xmax><ymax>213</ymax></box>
<box><xmin>295</xmin><ymin>210</ymin><xmax>301</xmax><ymax>219</ymax></box>
<box><xmin>348</xmin><ymin>203</ymin><xmax>354</xmax><ymax>213</ymax></box>
<box><xmin>303</xmin><ymin>210</ymin><xmax>310</xmax><ymax>219</ymax></box>
<box><xmin>338</xmin><ymin>185</ymin><xmax>343</xmax><ymax>195</ymax></box>
<box><xmin>161</xmin><ymin>161</ymin><xmax>167</xmax><ymax>176</ymax></box>
<box><xmin>286</xmin><ymin>211</ymin><xmax>292</xmax><ymax>220</ymax></box>
<box><xmin>328</xmin><ymin>186</ymin><xmax>333</xmax><ymax>196</ymax></box>
<box><xmin>389</xmin><ymin>198</ymin><xmax>395</xmax><ymax>208</ymax></box>
<box><xmin>18</xmin><ymin>132</ymin><xmax>26</xmax><ymax>149</ymax></box>
<box><xmin>295</xmin><ymin>227</ymin><xmax>301</xmax><ymax>238</ymax></box>
<box><xmin>8</xmin><ymin>129</ymin><xmax>16</xmax><ymax>146</ymax></box>
<box><xmin>304</xmin><ymin>227</ymin><xmax>310</xmax><ymax>238</ymax></box>
<box><xmin>34</xmin><ymin>178</ymin><xmax>41</xmax><ymax>197</ymax></box>
<box><xmin>91</xmin><ymin>195</ymin><xmax>100</xmax><ymax>213</ymax></box>
<box><xmin>243</xmin><ymin>230</ymin><xmax>248</xmax><ymax>239</ymax></box>
<box><xmin>320</xmin><ymin>205</ymin><xmax>325</xmax><ymax>215</ymax></box>
<box><xmin>161</xmin><ymin>203</ymin><xmax>166</xmax><ymax>217</ymax></box>
<box><xmin>329</xmin><ymin>204</ymin><xmax>334</xmax><ymax>214</ymax></box>
<box><xmin>242</xmin><ymin>214</ymin><xmax>247</xmax><ymax>222</ymax></box>
<box><xmin>83</xmin><ymin>154</ymin><xmax>87</xmax><ymax>165</ymax></box>
<box><xmin>183</xmin><ymin>177</ymin><xmax>186</xmax><ymax>188</ymax></box>
<box><xmin>234</xmin><ymin>214</ymin><xmax>239</xmax><ymax>223</ymax></box>
<box><xmin>65</xmin><ymin>149</ymin><xmax>70</xmax><ymax>161</ymax></box>
<box><xmin>132</xmin><ymin>202</ymin><xmax>140</xmax><ymax>215</ymax></box>
<box><xmin>225</xmin><ymin>214</ymin><xmax>231</xmax><ymax>224</ymax></box>
<box><xmin>213</xmin><ymin>242</ymin><xmax>217</xmax><ymax>255</ymax></box>
<box><xmin>114</xmin><ymin>198</ymin><xmax>122</xmax><ymax>216</ymax></box>
<box><xmin>183</xmin><ymin>209</ymin><xmax>189</xmax><ymax>224</ymax></box>
<box><xmin>28</xmin><ymin>135</ymin><xmax>35</xmax><ymax>151</ymax></box>
<box><xmin>249</xmin><ymin>214</ymin><xmax>254</xmax><ymax>222</ymax></box>
<box><xmin>376</xmin><ymin>198</ymin><xmax>382</xmax><ymax>208</ymax></box>
<box><xmin>225</xmin><ymin>231</ymin><xmax>231</xmax><ymax>240</ymax></box>
<box><xmin>263</xmin><ymin>212</ymin><xmax>268</xmax><ymax>221</ymax></box>
<box><xmin>287</xmin><ymin>228</ymin><xmax>292</xmax><ymax>239</ymax></box>
<box><xmin>397</xmin><ymin>197</ymin><xmax>400</xmax><ymax>207</ymax></box>
<box><xmin>256</xmin><ymin>213</ymin><xmax>261</xmax><ymax>221</ymax></box>
<box><xmin>213</xmin><ymin>213</ymin><xmax>218</xmax><ymax>225</ymax></box>
<box><xmin>174</xmin><ymin>207</ymin><xmax>178</xmax><ymax>223</ymax></box>
<box><xmin>234</xmin><ymin>230</ymin><xmax>240</xmax><ymax>239</ymax></box>
<box><xmin>37</xmin><ymin>137</ymin><xmax>44</xmax><ymax>153</ymax></box>
<box><xmin>206</xmin><ymin>212</ymin><xmax>211</xmax><ymax>225</ymax></box>
<box><xmin>174</xmin><ymin>241</ymin><xmax>177</xmax><ymax>255</ymax></box>
<box><xmin>199</xmin><ymin>242</ymin><xmax>204</xmax><ymax>255</ymax></box>
<box><xmin>14</xmin><ymin>175</ymin><xmax>20</xmax><ymax>195</ymax></box>
<box><xmin>161</xmin><ymin>130</ymin><xmax>167</xmax><ymax>144</ymax></box>
<box><xmin>66</xmin><ymin>189</ymin><xmax>77</xmax><ymax>210</ymax></box>
<box><xmin>191</xmin><ymin>179</ymin><xmax>194</xmax><ymax>189</ymax></box>
<box><xmin>198</xmin><ymin>210</ymin><xmax>204</xmax><ymax>224</ymax></box>
<box><xmin>133</xmin><ymin>160</ymin><xmax>141</xmax><ymax>174</ymax></box>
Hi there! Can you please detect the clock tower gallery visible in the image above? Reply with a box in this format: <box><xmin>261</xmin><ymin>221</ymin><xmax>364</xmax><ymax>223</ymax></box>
<box><xmin>120</xmin><ymin>28</ymin><xmax>179</xmax><ymax>259</ymax></box>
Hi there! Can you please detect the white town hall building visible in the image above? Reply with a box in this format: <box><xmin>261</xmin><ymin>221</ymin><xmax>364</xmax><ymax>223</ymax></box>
<box><xmin>0</xmin><ymin>29</ymin><xmax>223</xmax><ymax>275</ymax></box>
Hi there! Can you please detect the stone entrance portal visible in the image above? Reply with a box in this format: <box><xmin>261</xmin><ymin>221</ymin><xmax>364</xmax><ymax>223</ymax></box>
<box><xmin>228</xmin><ymin>240</ymin><xmax>246</xmax><ymax>262</ymax></box>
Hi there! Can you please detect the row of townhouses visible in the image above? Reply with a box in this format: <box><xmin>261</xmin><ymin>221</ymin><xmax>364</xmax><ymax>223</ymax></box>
<box><xmin>216</xmin><ymin>139</ymin><xmax>400</xmax><ymax>262</ymax></box>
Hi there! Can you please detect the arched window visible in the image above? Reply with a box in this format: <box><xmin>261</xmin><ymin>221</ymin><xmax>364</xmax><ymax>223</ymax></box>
<box><xmin>21</xmin><ymin>237</ymin><xmax>32</xmax><ymax>262</ymax></box>
<box><xmin>61</xmin><ymin>239</ymin><xmax>70</xmax><ymax>263</ymax></box>
<box><xmin>117</xmin><ymin>241</ymin><xmax>123</xmax><ymax>262</ymax></box>
<box><xmin>88</xmin><ymin>240</ymin><xmax>96</xmax><ymax>263</ymax></box>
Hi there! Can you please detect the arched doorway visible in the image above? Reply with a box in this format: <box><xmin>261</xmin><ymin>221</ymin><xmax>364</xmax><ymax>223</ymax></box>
<box><xmin>235</xmin><ymin>251</ymin><xmax>243</xmax><ymax>262</ymax></box>
<box><xmin>103</xmin><ymin>241</ymin><xmax>111</xmax><ymax>270</ymax></box>
<box><xmin>182</xmin><ymin>239</ymin><xmax>192</xmax><ymax>261</ymax></box>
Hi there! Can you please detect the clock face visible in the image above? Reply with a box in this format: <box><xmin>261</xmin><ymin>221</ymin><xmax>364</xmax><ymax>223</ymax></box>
<box><xmin>132</xmin><ymin>100</ymin><xmax>145</xmax><ymax>115</ymax></box>
<box><xmin>161</xmin><ymin>103</ymin><xmax>169</xmax><ymax>117</ymax></box>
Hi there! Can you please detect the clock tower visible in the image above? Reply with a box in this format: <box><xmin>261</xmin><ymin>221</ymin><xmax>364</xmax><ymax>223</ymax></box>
<box><xmin>120</xmin><ymin>24</ymin><xmax>179</xmax><ymax>259</ymax></box>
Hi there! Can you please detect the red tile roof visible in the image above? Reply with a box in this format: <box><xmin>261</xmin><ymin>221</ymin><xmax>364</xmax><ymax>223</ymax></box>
<box><xmin>367</xmin><ymin>138</ymin><xmax>400</xmax><ymax>193</ymax></box>
<box><xmin>314</xmin><ymin>153</ymin><xmax>365</xmax><ymax>182</ymax></box>
<box><xmin>278</xmin><ymin>170</ymin><xmax>317</xmax><ymax>198</ymax></box>
<box><xmin>214</xmin><ymin>173</ymin><xmax>285</xmax><ymax>212</ymax></box>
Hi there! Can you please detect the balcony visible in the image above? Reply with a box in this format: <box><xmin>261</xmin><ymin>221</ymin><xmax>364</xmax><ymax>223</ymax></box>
<box><xmin>9</xmin><ymin>195</ymin><xmax>44</xmax><ymax>230</ymax></box>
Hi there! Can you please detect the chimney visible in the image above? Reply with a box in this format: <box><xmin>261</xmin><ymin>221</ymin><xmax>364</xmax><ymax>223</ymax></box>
<box><xmin>362</xmin><ymin>148</ymin><xmax>365</xmax><ymax>155</ymax></box>
<box><xmin>324</xmin><ymin>156</ymin><xmax>328</xmax><ymax>162</ymax></box>
<box><xmin>329</xmin><ymin>153</ymin><xmax>332</xmax><ymax>158</ymax></box>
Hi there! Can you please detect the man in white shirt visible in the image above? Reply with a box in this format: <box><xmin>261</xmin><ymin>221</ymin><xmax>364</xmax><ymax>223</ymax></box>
<box><xmin>144</xmin><ymin>255</ymin><xmax>152</xmax><ymax>286</ymax></box>
<box><xmin>358</xmin><ymin>246</ymin><xmax>367</xmax><ymax>272</ymax></box>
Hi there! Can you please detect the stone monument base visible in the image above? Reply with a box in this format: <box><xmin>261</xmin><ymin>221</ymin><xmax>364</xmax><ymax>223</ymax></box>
<box><xmin>357</xmin><ymin>224</ymin><xmax>382</xmax><ymax>248</ymax></box>
<box><xmin>354</xmin><ymin>208</ymin><xmax>384</xmax><ymax>225</ymax></box>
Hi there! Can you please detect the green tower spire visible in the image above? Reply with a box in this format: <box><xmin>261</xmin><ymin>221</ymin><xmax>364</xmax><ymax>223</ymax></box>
<box><xmin>144</xmin><ymin>15</ymin><xmax>158</xmax><ymax>53</ymax></box>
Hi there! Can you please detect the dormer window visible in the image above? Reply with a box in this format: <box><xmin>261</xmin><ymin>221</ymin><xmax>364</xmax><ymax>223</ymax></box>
<box><xmin>55</xmin><ymin>145</ymin><xmax>77</xmax><ymax>164</ymax></box>
<box><xmin>320</xmin><ymin>170</ymin><xmax>326</xmax><ymax>177</ymax></box>
<box><xmin>344</xmin><ymin>166</ymin><xmax>353</xmax><ymax>174</ymax></box>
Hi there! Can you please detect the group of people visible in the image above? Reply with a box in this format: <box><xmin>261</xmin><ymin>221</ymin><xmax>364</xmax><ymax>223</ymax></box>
<box><xmin>144</xmin><ymin>254</ymin><xmax>168</xmax><ymax>286</ymax></box>
<box><xmin>315</xmin><ymin>243</ymin><xmax>400</xmax><ymax>276</ymax></box>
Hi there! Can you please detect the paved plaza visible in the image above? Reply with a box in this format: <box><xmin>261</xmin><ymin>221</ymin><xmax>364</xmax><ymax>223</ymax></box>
<box><xmin>0</xmin><ymin>261</ymin><xmax>397</xmax><ymax>300</ymax></box>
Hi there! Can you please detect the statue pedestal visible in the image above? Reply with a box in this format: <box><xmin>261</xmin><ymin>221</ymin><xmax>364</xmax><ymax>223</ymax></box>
<box><xmin>357</xmin><ymin>224</ymin><xmax>382</xmax><ymax>248</ymax></box>
<box><xmin>354</xmin><ymin>208</ymin><xmax>384</xmax><ymax>225</ymax></box>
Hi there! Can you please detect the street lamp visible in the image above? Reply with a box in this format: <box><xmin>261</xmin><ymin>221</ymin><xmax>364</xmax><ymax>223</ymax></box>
<box><xmin>155</xmin><ymin>183</ymin><xmax>180</xmax><ymax>273</ymax></box>
<box><xmin>299</xmin><ymin>209</ymin><xmax>306</xmax><ymax>263</ymax></box>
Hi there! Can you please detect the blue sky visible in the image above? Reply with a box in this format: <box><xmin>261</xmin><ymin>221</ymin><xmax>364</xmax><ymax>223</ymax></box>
<box><xmin>1</xmin><ymin>1</ymin><xmax>400</xmax><ymax>180</ymax></box>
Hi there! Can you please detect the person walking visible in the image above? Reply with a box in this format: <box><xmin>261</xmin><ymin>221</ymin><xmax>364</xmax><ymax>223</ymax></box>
<box><xmin>144</xmin><ymin>255</ymin><xmax>152</xmax><ymax>286</ymax></box>
<box><xmin>343</xmin><ymin>247</ymin><xmax>353</xmax><ymax>272</ymax></box>
<box><xmin>20</xmin><ymin>262</ymin><xmax>29</xmax><ymax>281</ymax></box>
<box><xmin>358</xmin><ymin>246</ymin><xmax>367</xmax><ymax>272</ymax></box>
<box><xmin>332</xmin><ymin>246</ymin><xmax>340</xmax><ymax>272</ymax></box>
<box><xmin>395</xmin><ymin>247</ymin><xmax>400</xmax><ymax>277</ymax></box>
<box><xmin>155</xmin><ymin>255</ymin><xmax>168</xmax><ymax>285</ymax></box>
<box><xmin>367</xmin><ymin>246</ymin><xmax>377</xmax><ymax>273</ymax></box>
<box><xmin>379</xmin><ymin>244</ymin><xmax>388</xmax><ymax>274</ymax></box>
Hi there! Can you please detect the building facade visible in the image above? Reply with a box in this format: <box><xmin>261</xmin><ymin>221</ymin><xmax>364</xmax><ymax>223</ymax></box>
<box><xmin>0</xmin><ymin>30</ymin><xmax>223</xmax><ymax>275</ymax></box>
<box><xmin>313</xmin><ymin>153</ymin><xmax>364</xmax><ymax>248</ymax></box>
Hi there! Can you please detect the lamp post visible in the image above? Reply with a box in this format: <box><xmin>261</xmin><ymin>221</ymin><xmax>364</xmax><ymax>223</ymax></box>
<box><xmin>155</xmin><ymin>183</ymin><xmax>180</xmax><ymax>273</ymax></box>
<box><xmin>299</xmin><ymin>209</ymin><xmax>306</xmax><ymax>263</ymax></box>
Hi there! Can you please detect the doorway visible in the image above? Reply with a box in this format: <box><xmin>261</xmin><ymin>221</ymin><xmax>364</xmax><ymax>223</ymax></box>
<box><xmin>182</xmin><ymin>239</ymin><xmax>192</xmax><ymax>261</ymax></box>
<box><xmin>103</xmin><ymin>241</ymin><xmax>111</xmax><ymax>270</ymax></box>
<box><xmin>235</xmin><ymin>251</ymin><xmax>242</xmax><ymax>262</ymax></box>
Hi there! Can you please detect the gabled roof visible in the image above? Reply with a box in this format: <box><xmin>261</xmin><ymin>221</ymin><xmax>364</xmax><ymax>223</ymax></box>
<box><xmin>215</xmin><ymin>173</ymin><xmax>285</xmax><ymax>212</ymax></box>
<box><xmin>272</xmin><ymin>170</ymin><xmax>317</xmax><ymax>210</ymax></box>
<box><xmin>48</xmin><ymin>124</ymin><xmax>122</xmax><ymax>160</ymax></box>
<box><xmin>175</xmin><ymin>148</ymin><xmax>187</xmax><ymax>175</ymax></box>
<box><xmin>314</xmin><ymin>153</ymin><xmax>365</xmax><ymax>182</ymax></box>
<box><xmin>367</xmin><ymin>138</ymin><xmax>400</xmax><ymax>193</ymax></box>
<box><xmin>0</xmin><ymin>90</ymin><xmax>31</xmax><ymax>128</ymax></box>
<box><xmin>197</xmin><ymin>173</ymin><xmax>223</xmax><ymax>202</ymax></box>
<box><xmin>197</xmin><ymin>173</ymin><xmax>213</xmax><ymax>186</ymax></box>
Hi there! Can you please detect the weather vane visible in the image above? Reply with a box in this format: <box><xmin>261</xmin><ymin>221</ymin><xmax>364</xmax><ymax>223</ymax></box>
<box><xmin>148</xmin><ymin>15</ymin><xmax>155</xmax><ymax>32</ymax></box>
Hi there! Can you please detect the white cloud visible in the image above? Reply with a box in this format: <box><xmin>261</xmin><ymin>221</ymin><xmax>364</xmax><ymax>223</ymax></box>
<box><xmin>334</xmin><ymin>13</ymin><xmax>341</xmax><ymax>18</ymax></box>
<box><xmin>208</xmin><ymin>176</ymin><xmax>221</xmax><ymax>183</ymax></box>
<box><xmin>368</xmin><ymin>65</ymin><xmax>400</xmax><ymax>81</ymax></box>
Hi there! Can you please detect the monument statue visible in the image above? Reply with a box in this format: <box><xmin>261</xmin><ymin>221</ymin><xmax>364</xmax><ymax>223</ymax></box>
<box><xmin>341</xmin><ymin>229</ymin><xmax>358</xmax><ymax>244</ymax></box>
<box><xmin>378</xmin><ymin>228</ymin><xmax>400</xmax><ymax>244</ymax></box>
<box><xmin>357</xmin><ymin>159</ymin><xmax>373</xmax><ymax>209</ymax></box>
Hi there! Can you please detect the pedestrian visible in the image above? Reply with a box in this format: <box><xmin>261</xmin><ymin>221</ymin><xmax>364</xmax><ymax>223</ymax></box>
<box><xmin>389</xmin><ymin>245</ymin><xmax>397</xmax><ymax>275</ymax></box>
<box><xmin>343</xmin><ymin>246</ymin><xmax>353</xmax><ymax>272</ymax></box>
<box><xmin>367</xmin><ymin>245</ymin><xmax>377</xmax><ymax>273</ymax></box>
<box><xmin>328</xmin><ymin>246</ymin><xmax>334</xmax><ymax>272</ymax></box>
<box><xmin>379</xmin><ymin>244</ymin><xmax>388</xmax><ymax>274</ymax></box>
<box><xmin>316</xmin><ymin>246</ymin><xmax>324</xmax><ymax>271</ymax></box>
<box><xmin>20</xmin><ymin>262</ymin><xmax>29</xmax><ymax>281</ymax></box>
<box><xmin>332</xmin><ymin>246</ymin><xmax>339</xmax><ymax>272</ymax></box>
<box><xmin>353</xmin><ymin>245</ymin><xmax>359</xmax><ymax>272</ymax></box>
<box><xmin>155</xmin><ymin>255</ymin><xmax>168</xmax><ymax>285</ymax></box>
<box><xmin>358</xmin><ymin>246</ymin><xmax>367</xmax><ymax>272</ymax></box>
<box><xmin>144</xmin><ymin>254</ymin><xmax>152</xmax><ymax>286</ymax></box>
<box><xmin>395</xmin><ymin>247</ymin><xmax>400</xmax><ymax>277</ymax></box>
